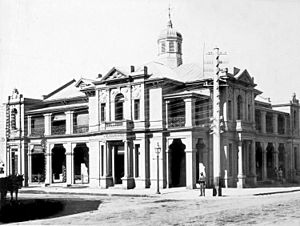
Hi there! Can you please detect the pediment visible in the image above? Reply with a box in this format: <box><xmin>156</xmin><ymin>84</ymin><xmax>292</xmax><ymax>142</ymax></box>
<box><xmin>43</xmin><ymin>79</ymin><xmax>85</xmax><ymax>100</ymax></box>
<box><xmin>236</xmin><ymin>70</ymin><xmax>254</xmax><ymax>85</ymax></box>
<box><xmin>101</xmin><ymin>67</ymin><xmax>128</xmax><ymax>82</ymax></box>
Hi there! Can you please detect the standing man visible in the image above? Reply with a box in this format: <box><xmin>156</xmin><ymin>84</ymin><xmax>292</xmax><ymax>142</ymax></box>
<box><xmin>199</xmin><ymin>164</ymin><xmax>206</xmax><ymax>196</ymax></box>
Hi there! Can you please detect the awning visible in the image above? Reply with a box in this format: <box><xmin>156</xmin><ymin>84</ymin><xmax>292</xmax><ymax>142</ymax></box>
<box><xmin>53</xmin><ymin>114</ymin><xmax>66</xmax><ymax>121</ymax></box>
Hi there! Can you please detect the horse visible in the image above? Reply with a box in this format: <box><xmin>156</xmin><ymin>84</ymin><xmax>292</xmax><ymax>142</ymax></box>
<box><xmin>7</xmin><ymin>175</ymin><xmax>24</xmax><ymax>201</ymax></box>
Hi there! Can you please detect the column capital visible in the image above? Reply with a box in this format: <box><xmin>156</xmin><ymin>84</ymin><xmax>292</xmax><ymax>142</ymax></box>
<box><xmin>65</xmin><ymin>111</ymin><xmax>74</xmax><ymax>115</ymax></box>
<box><xmin>43</xmin><ymin>113</ymin><xmax>52</xmax><ymax>117</ymax></box>
<box><xmin>260</xmin><ymin>111</ymin><xmax>266</xmax><ymax>116</ymax></box>
<box><xmin>27</xmin><ymin>115</ymin><xmax>32</xmax><ymax>119</ymax></box>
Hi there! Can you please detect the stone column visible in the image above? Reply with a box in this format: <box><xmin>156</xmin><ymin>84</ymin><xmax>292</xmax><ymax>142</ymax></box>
<box><xmin>43</xmin><ymin>113</ymin><xmax>52</xmax><ymax>136</ymax></box>
<box><xmin>107</xmin><ymin>89</ymin><xmax>111</xmax><ymax>121</ymax></box>
<box><xmin>65</xmin><ymin>111</ymin><xmax>74</xmax><ymax>134</ymax></box>
<box><xmin>106</xmin><ymin>143</ymin><xmax>112</xmax><ymax>177</ymax></box>
<box><xmin>261</xmin><ymin>111</ymin><xmax>266</xmax><ymax>133</ymax></box>
<box><xmin>165</xmin><ymin>100</ymin><xmax>170</xmax><ymax>128</ymax></box>
<box><xmin>64</xmin><ymin>143</ymin><xmax>73</xmax><ymax>186</ymax></box>
<box><xmin>27</xmin><ymin>144</ymin><xmax>33</xmax><ymax>183</ymax></box>
<box><xmin>223</xmin><ymin>143</ymin><xmax>229</xmax><ymax>188</ymax></box>
<box><xmin>237</xmin><ymin>136</ymin><xmax>245</xmax><ymax>188</ymax></box>
<box><xmin>166</xmin><ymin>139</ymin><xmax>172</xmax><ymax>188</ymax></box>
<box><xmin>112</xmin><ymin>145</ymin><xmax>115</xmax><ymax>184</ymax></box>
<box><xmin>44</xmin><ymin>143</ymin><xmax>53</xmax><ymax>186</ymax></box>
<box><xmin>185</xmin><ymin>148</ymin><xmax>196</xmax><ymax>189</ymax></box>
<box><xmin>27</xmin><ymin>116</ymin><xmax>32</xmax><ymax>136</ymax></box>
<box><xmin>184</xmin><ymin>98</ymin><xmax>195</xmax><ymax>127</ymax></box>
<box><xmin>100</xmin><ymin>142</ymin><xmax>113</xmax><ymax>188</ymax></box>
<box><xmin>262</xmin><ymin>142</ymin><xmax>267</xmax><ymax>180</ymax></box>
<box><xmin>122</xmin><ymin>140</ymin><xmax>134</xmax><ymax>189</ymax></box>
<box><xmin>250</xmin><ymin>140</ymin><xmax>257</xmax><ymax>186</ymax></box>
<box><xmin>273</xmin><ymin>114</ymin><xmax>278</xmax><ymax>135</ymax></box>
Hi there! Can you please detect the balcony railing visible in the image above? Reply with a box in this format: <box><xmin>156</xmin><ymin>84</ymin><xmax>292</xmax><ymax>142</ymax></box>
<box><xmin>236</xmin><ymin>120</ymin><xmax>254</xmax><ymax>132</ymax></box>
<box><xmin>30</xmin><ymin>127</ymin><xmax>45</xmax><ymax>136</ymax></box>
<box><xmin>101</xmin><ymin>120</ymin><xmax>133</xmax><ymax>131</ymax></box>
<box><xmin>168</xmin><ymin>116</ymin><xmax>185</xmax><ymax>128</ymax></box>
<box><xmin>74</xmin><ymin>125</ymin><xmax>89</xmax><ymax>134</ymax></box>
<box><xmin>51</xmin><ymin>125</ymin><xmax>66</xmax><ymax>135</ymax></box>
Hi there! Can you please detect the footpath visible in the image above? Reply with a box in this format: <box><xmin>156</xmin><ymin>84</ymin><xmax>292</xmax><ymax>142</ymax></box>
<box><xmin>19</xmin><ymin>184</ymin><xmax>300</xmax><ymax>200</ymax></box>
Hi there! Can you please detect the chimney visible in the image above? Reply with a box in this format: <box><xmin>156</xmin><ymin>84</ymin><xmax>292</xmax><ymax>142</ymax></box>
<box><xmin>144</xmin><ymin>66</ymin><xmax>148</xmax><ymax>76</ymax></box>
<box><xmin>98</xmin><ymin>74</ymin><xmax>102</xmax><ymax>78</ymax></box>
<box><xmin>130</xmin><ymin>65</ymin><xmax>135</xmax><ymax>73</ymax></box>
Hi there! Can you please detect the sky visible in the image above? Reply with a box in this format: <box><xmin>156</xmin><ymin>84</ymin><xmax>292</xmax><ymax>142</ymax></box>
<box><xmin>0</xmin><ymin>0</ymin><xmax>300</xmax><ymax>104</ymax></box>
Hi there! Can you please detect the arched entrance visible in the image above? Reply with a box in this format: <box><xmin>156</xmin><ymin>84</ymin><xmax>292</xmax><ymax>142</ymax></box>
<box><xmin>278</xmin><ymin>143</ymin><xmax>285</xmax><ymax>176</ymax></box>
<box><xmin>51</xmin><ymin>144</ymin><xmax>66</xmax><ymax>183</ymax></box>
<box><xmin>266</xmin><ymin>143</ymin><xmax>274</xmax><ymax>178</ymax></box>
<box><xmin>74</xmin><ymin>143</ymin><xmax>89</xmax><ymax>184</ymax></box>
<box><xmin>31</xmin><ymin>145</ymin><xmax>45</xmax><ymax>183</ymax></box>
<box><xmin>256</xmin><ymin>142</ymin><xmax>262</xmax><ymax>181</ymax></box>
<box><xmin>169</xmin><ymin>139</ymin><xmax>186</xmax><ymax>187</ymax></box>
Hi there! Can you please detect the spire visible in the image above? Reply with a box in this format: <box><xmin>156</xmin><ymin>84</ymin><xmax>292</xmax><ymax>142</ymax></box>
<box><xmin>167</xmin><ymin>5</ymin><xmax>173</xmax><ymax>28</ymax></box>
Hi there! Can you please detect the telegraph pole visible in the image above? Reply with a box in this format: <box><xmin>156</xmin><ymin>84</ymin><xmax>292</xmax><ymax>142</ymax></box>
<box><xmin>212</xmin><ymin>47</ymin><xmax>222</xmax><ymax>196</ymax></box>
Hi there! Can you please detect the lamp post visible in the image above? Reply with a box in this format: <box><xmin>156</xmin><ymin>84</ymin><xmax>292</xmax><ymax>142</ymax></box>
<box><xmin>155</xmin><ymin>142</ymin><xmax>161</xmax><ymax>194</ymax></box>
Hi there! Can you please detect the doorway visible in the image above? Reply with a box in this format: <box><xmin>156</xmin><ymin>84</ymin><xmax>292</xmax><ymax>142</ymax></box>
<box><xmin>51</xmin><ymin>144</ymin><xmax>66</xmax><ymax>183</ymax></box>
<box><xmin>74</xmin><ymin>143</ymin><xmax>89</xmax><ymax>184</ymax></box>
<box><xmin>114</xmin><ymin>145</ymin><xmax>124</xmax><ymax>184</ymax></box>
<box><xmin>169</xmin><ymin>139</ymin><xmax>186</xmax><ymax>187</ymax></box>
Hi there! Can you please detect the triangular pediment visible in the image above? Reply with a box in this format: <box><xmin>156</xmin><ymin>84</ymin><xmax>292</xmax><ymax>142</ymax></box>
<box><xmin>101</xmin><ymin>67</ymin><xmax>129</xmax><ymax>82</ymax></box>
<box><xmin>236</xmin><ymin>70</ymin><xmax>254</xmax><ymax>85</ymax></box>
<box><xmin>43</xmin><ymin>79</ymin><xmax>85</xmax><ymax>100</ymax></box>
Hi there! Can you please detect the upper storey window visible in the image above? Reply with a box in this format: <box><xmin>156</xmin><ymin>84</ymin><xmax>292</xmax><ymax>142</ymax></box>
<box><xmin>161</xmin><ymin>41</ymin><xmax>166</xmax><ymax>53</ymax></box>
<box><xmin>237</xmin><ymin>95</ymin><xmax>243</xmax><ymax>120</ymax></box>
<box><xmin>177</xmin><ymin>42</ymin><xmax>181</xmax><ymax>54</ymax></box>
<box><xmin>115</xmin><ymin>93</ymin><xmax>125</xmax><ymax>121</ymax></box>
<box><xmin>11</xmin><ymin>108</ymin><xmax>17</xmax><ymax>130</ymax></box>
<box><xmin>169</xmin><ymin>41</ymin><xmax>175</xmax><ymax>52</ymax></box>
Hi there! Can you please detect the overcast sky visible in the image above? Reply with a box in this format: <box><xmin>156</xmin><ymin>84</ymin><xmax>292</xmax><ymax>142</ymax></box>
<box><xmin>0</xmin><ymin>0</ymin><xmax>300</xmax><ymax>104</ymax></box>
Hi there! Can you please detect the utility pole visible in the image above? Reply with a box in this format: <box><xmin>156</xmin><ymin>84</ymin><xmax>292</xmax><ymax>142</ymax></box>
<box><xmin>212</xmin><ymin>47</ymin><xmax>222</xmax><ymax>196</ymax></box>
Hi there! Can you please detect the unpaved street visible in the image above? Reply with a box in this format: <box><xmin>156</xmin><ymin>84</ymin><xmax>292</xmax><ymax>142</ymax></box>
<box><xmin>7</xmin><ymin>191</ymin><xmax>300</xmax><ymax>225</ymax></box>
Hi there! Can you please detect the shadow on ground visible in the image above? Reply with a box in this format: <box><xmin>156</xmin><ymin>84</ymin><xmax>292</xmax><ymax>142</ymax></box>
<box><xmin>0</xmin><ymin>198</ymin><xmax>101</xmax><ymax>224</ymax></box>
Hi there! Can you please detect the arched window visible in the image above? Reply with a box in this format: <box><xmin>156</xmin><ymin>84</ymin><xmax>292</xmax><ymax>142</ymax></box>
<box><xmin>161</xmin><ymin>41</ymin><xmax>166</xmax><ymax>53</ymax></box>
<box><xmin>237</xmin><ymin>95</ymin><xmax>243</xmax><ymax>120</ymax></box>
<box><xmin>169</xmin><ymin>41</ymin><xmax>175</xmax><ymax>52</ymax></box>
<box><xmin>115</xmin><ymin>93</ymin><xmax>125</xmax><ymax>120</ymax></box>
<box><xmin>11</xmin><ymin>108</ymin><xmax>17</xmax><ymax>130</ymax></box>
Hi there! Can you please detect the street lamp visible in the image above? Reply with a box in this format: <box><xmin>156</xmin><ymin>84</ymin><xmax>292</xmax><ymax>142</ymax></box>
<box><xmin>155</xmin><ymin>142</ymin><xmax>161</xmax><ymax>194</ymax></box>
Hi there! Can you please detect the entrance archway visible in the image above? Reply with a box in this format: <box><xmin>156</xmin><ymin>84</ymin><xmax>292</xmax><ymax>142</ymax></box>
<box><xmin>31</xmin><ymin>145</ymin><xmax>45</xmax><ymax>183</ymax></box>
<box><xmin>74</xmin><ymin>143</ymin><xmax>89</xmax><ymax>184</ymax></box>
<box><xmin>256</xmin><ymin>142</ymin><xmax>262</xmax><ymax>181</ymax></box>
<box><xmin>266</xmin><ymin>143</ymin><xmax>274</xmax><ymax>178</ymax></box>
<box><xmin>169</xmin><ymin>139</ymin><xmax>186</xmax><ymax>187</ymax></box>
<box><xmin>278</xmin><ymin>143</ymin><xmax>285</xmax><ymax>176</ymax></box>
<box><xmin>114</xmin><ymin>144</ymin><xmax>124</xmax><ymax>184</ymax></box>
<box><xmin>51</xmin><ymin>144</ymin><xmax>66</xmax><ymax>183</ymax></box>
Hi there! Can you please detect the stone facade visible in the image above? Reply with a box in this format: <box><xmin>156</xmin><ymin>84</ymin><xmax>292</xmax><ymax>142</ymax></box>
<box><xmin>1</xmin><ymin>19</ymin><xmax>300</xmax><ymax>190</ymax></box>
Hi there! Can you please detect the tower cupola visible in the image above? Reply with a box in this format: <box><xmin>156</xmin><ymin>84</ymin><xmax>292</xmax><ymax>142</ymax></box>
<box><xmin>157</xmin><ymin>8</ymin><xmax>183</xmax><ymax>69</ymax></box>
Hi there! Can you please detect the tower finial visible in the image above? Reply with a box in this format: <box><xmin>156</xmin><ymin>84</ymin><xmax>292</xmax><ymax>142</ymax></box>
<box><xmin>167</xmin><ymin>4</ymin><xmax>173</xmax><ymax>28</ymax></box>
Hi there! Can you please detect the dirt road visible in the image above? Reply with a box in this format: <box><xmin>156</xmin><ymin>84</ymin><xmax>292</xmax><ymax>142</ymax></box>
<box><xmin>6</xmin><ymin>191</ymin><xmax>300</xmax><ymax>225</ymax></box>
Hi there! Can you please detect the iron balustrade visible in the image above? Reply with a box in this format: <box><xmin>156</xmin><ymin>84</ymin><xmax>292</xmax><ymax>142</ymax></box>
<box><xmin>30</xmin><ymin>127</ymin><xmax>45</xmax><ymax>136</ymax></box>
<box><xmin>168</xmin><ymin>116</ymin><xmax>185</xmax><ymax>128</ymax></box>
<box><xmin>51</xmin><ymin>125</ymin><xmax>66</xmax><ymax>135</ymax></box>
<box><xmin>103</xmin><ymin>120</ymin><xmax>134</xmax><ymax>130</ymax></box>
<box><xmin>73</xmin><ymin>125</ymin><xmax>89</xmax><ymax>134</ymax></box>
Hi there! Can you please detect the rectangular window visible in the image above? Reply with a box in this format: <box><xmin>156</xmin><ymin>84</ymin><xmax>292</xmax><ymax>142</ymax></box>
<box><xmin>161</xmin><ymin>42</ymin><xmax>165</xmax><ymax>53</ymax></box>
<box><xmin>169</xmin><ymin>41</ymin><xmax>175</xmax><ymax>52</ymax></box>
<box><xmin>134</xmin><ymin>99</ymin><xmax>140</xmax><ymax>120</ymax></box>
<box><xmin>228</xmin><ymin>100</ymin><xmax>232</xmax><ymax>120</ymax></box>
<box><xmin>101</xmin><ymin>145</ymin><xmax>104</xmax><ymax>176</ymax></box>
<box><xmin>134</xmin><ymin>144</ymin><xmax>140</xmax><ymax>177</ymax></box>
<box><xmin>101</xmin><ymin>103</ymin><xmax>106</xmax><ymax>122</ymax></box>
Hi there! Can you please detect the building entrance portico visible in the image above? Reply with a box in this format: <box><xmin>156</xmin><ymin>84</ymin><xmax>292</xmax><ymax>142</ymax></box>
<box><xmin>73</xmin><ymin>143</ymin><xmax>89</xmax><ymax>184</ymax></box>
<box><xmin>51</xmin><ymin>144</ymin><xmax>66</xmax><ymax>183</ymax></box>
<box><xmin>169</xmin><ymin>139</ymin><xmax>186</xmax><ymax>187</ymax></box>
